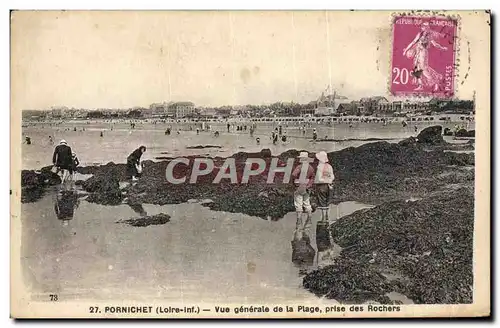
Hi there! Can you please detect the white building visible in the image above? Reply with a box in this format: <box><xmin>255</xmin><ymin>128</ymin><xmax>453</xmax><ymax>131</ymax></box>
<box><xmin>167</xmin><ymin>102</ymin><xmax>196</xmax><ymax>118</ymax></box>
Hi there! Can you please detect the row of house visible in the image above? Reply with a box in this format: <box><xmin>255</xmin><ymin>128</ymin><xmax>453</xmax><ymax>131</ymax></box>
<box><xmin>311</xmin><ymin>96</ymin><xmax>431</xmax><ymax>116</ymax></box>
<box><xmin>148</xmin><ymin>101</ymin><xmax>196</xmax><ymax>118</ymax></box>
<box><xmin>33</xmin><ymin>93</ymin><xmax>472</xmax><ymax>121</ymax></box>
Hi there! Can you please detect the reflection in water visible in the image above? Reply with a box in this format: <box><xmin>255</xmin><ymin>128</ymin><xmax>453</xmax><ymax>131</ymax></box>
<box><xmin>23</xmin><ymin>193</ymin><xmax>372</xmax><ymax>301</ymax></box>
<box><xmin>127</xmin><ymin>202</ymin><xmax>147</xmax><ymax>217</ymax></box>
<box><xmin>54</xmin><ymin>189</ymin><xmax>79</xmax><ymax>226</ymax></box>
<box><xmin>291</xmin><ymin>216</ymin><xmax>315</xmax><ymax>274</ymax></box>
<box><xmin>315</xmin><ymin>220</ymin><xmax>332</xmax><ymax>252</ymax></box>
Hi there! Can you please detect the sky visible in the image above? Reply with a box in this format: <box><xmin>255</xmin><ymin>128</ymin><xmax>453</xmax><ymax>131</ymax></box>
<box><xmin>11</xmin><ymin>11</ymin><xmax>487</xmax><ymax>110</ymax></box>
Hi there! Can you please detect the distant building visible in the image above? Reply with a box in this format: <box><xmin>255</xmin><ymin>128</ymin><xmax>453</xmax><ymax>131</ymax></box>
<box><xmin>199</xmin><ymin>108</ymin><xmax>218</xmax><ymax>119</ymax></box>
<box><xmin>167</xmin><ymin>102</ymin><xmax>196</xmax><ymax>118</ymax></box>
<box><xmin>51</xmin><ymin>107</ymin><xmax>65</xmax><ymax>118</ymax></box>
<box><xmin>314</xmin><ymin>93</ymin><xmax>351</xmax><ymax>116</ymax></box>
<box><xmin>377</xmin><ymin>99</ymin><xmax>429</xmax><ymax>114</ymax></box>
<box><xmin>333</xmin><ymin>98</ymin><xmax>354</xmax><ymax>115</ymax></box>
<box><xmin>150</xmin><ymin>102</ymin><xmax>173</xmax><ymax>117</ymax></box>
<box><xmin>357</xmin><ymin>96</ymin><xmax>389</xmax><ymax>115</ymax></box>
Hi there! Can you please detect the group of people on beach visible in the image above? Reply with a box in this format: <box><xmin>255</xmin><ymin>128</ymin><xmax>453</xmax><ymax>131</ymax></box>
<box><xmin>291</xmin><ymin>150</ymin><xmax>334</xmax><ymax>227</ymax></box>
<box><xmin>290</xmin><ymin>150</ymin><xmax>335</xmax><ymax>263</ymax></box>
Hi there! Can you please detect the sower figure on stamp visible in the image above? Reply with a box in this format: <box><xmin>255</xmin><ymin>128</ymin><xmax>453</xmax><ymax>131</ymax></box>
<box><xmin>402</xmin><ymin>22</ymin><xmax>448</xmax><ymax>92</ymax></box>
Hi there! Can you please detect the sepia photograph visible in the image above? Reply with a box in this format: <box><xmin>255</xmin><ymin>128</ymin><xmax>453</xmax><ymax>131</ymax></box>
<box><xmin>10</xmin><ymin>10</ymin><xmax>490</xmax><ymax>318</ymax></box>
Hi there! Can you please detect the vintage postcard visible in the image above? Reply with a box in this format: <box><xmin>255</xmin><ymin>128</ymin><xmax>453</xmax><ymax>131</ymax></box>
<box><xmin>10</xmin><ymin>10</ymin><xmax>490</xmax><ymax>318</ymax></box>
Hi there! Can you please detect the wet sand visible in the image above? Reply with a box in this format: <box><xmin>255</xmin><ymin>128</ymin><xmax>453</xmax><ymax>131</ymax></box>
<box><xmin>21</xmin><ymin>188</ymin><xmax>370</xmax><ymax>303</ymax></box>
<box><xmin>21</xmin><ymin>120</ymin><xmax>472</xmax><ymax>169</ymax></box>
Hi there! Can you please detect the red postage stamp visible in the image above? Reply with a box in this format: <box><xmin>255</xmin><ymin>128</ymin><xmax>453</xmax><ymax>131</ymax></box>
<box><xmin>391</xmin><ymin>15</ymin><xmax>458</xmax><ymax>98</ymax></box>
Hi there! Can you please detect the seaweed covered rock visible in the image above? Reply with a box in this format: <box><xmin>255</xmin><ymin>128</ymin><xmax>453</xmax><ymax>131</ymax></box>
<box><xmin>76</xmin><ymin>162</ymin><xmax>127</xmax><ymax>177</ymax></box>
<box><xmin>21</xmin><ymin>166</ymin><xmax>62</xmax><ymax>203</ymax></box>
<box><xmin>303</xmin><ymin>257</ymin><xmax>393</xmax><ymax>304</ymax></box>
<box><xmin>443</xmin><ymin>128</ymin><xmax>453</xmax><ymax>136</ymax></box>
<box><xmin>21</xmin><ymin>166</ymin><xmax>61</xmax><ymax>187</ymax></box>
<box><xmin>21</xmin><ymin>140</ymin><xmax>475</xmax><ymax>218</ymax></box>
<box><xmin>416</xmin><ymin>126</ymin><xmax>444</xmax><ymax>145</ymax></box>
<box><xmin>82</xmin><ymin>167</ymin><xmax>123</xmax><ymax>205</ymax></box>
<box><xmin>116</xmin><ymin>213</ymin><xmax>171</xmax><ymax>227</ymax></box>
<box><xmin>186</xmin><ymin>145</ymin><xmax>222</xmax><ymax>149</ymax></box>
<box><xmin>398</xmin><ymin>136</ymin><xmax>417</xmax><ymax>147</ymax></box>
<box><xmin>303</xmin><ymin>188</ymin><xmax>474</xmax><ymax>304</ymax></box>
<box><xmin>455</xmin><ymin>129</ymin><xmax>475</xmax><ymax>138</ymax></box>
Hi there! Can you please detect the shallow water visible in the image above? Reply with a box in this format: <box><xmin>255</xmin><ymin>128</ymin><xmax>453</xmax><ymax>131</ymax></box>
<box><xmin>21</xmin><ymin>187</ymin><xmax>372</xmax><ymax>303</ymax></box>
<box><xmin>21</xmin><ymin>121</ymin><xmax>473</xmax><ymax>169</ymax></box>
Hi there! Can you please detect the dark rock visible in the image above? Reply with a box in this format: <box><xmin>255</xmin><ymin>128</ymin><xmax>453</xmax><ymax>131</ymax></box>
<box><xmin>22</xmin><ymin>140</ymin><xmax>475</xmax><ymax>219</ymax></box>
<box><xmin>21</xmin><ymin>186</ymin><xmax>46</xmax><ymax>203</ymax></box>
<box><xmin>303</xmin><ymin>257</ymin><xmax>393</xmax><ymax>304</ymax></box>
<box><xmin>398</xmin><ymin>136</ymin><xmax>417</xmax><ymax>147</ymax></box>
<box><xmin>82</xmin><ymin>167</ymin><xmax>123</xmax><ymax>205</ymax></box>
<box><xmin>116</xmin><ymin>213</ymin><xmax>171</xmax><ymax>227</ymax></box>
<box><xmin>21</xmin><ymin>166</ymin><xmax>61</xmax><ymax>187</ymax></box>
<box><xmin>21</xmin><ymin>166</ymin><xmax>61</xmax><ymax>203</ymax></box>
<box><xmin>260</xmin><ymin>148</ymin><xmax>272</xmax><ymax>158</ymax></box>
<box><xmin>443</xmin><ymin>128</ymin><xmax>453</xmax><ymax>136</ymax></box>
<box><xmin>303</xmin><ymin>189</ymin><xmax>473</xmax><ymax>304</ymax></box>
<box><xmin>86</xmin><ymin>192</ymin><xmax>123</xmax><ymax>205</ymax></box>
<box><xmin>455</xmin><ymin>129</ymin><xmax>475</xmax><ymax>138</ymax></box>
<box><xmin>317</xmin><ymin>137</ymin><xmax>399</xmax><ymax>142</ymax></box>
<box><xmin>416</xmin><ymin>126</ymin><xmax>444</xmax><ymax>145</ymax></box>
<box><xmin>186</xmin><ymin>145</ymin><xmax>222</xmax><ymax>149</ymax></box>
<box><xmin>82</xmin><ymin>169</ymin><xmax>120</xmax><ymax>193</ymax></box>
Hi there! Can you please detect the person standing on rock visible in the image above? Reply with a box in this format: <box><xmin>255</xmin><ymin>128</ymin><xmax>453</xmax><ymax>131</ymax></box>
<box><xmin>52</xmin><ymin>140</ymin><xmax>73</xmax><ymax>184</ymax></box>
<box><xmin>314</xmin><ymin>151</ymin><xmax>334</xmax><ymax>223</ymax></box>
<box><xmin>127</xmin><ymin>145</ymin><xmax>146</xmax><ymax>181</ymax></box>
<box><xmin>291</xmin><ymin>152</ymin><xmax>315</xmax><ymax>232</ymax></box>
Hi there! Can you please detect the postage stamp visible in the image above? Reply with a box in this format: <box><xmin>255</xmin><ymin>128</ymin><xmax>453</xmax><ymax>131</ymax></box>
<box><xmin>391</xmin><ymin>15</ymin><xmax>459</xmax><ymax>98</ymax></box>
<box><xmin>10</xmin><ymin>10</ymin><xmax>490</xmax><ymax>319</ymax></box>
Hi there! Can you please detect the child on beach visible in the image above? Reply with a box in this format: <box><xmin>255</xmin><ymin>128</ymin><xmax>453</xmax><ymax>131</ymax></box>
<box><xmin>71</xmin><ymin>151</ymin><xmax>80</xmax><ymax>181</ymax></box>
<box><xmin>314</xmin><ymin>151</ymin><xmax>334</xmax><ymax>223</ymax></box>
<box><xmin>291</xmin><ymin>152</ymin><xmax>315</xmax><ymax>232</ymax></box>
